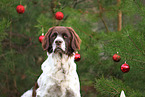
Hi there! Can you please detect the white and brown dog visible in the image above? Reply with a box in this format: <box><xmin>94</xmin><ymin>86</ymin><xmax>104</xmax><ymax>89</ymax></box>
<box><xmin>21</xmin><ymin>26</ymin><xmax>81</xmax><ymax>97</ymax></box>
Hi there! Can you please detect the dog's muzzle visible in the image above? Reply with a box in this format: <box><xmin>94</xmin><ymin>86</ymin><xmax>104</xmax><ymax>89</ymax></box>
<box><xmin>53</xmin><ymin>37</ymin><xmax>65</xmax><ymax>55</ymax></box>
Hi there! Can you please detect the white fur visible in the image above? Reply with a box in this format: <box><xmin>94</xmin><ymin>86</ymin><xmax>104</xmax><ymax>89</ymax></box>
<box><xmin>36</xmin><ymin>53</ymin><xmax>81</xmax><ymax>97</ymax></box>
<box><xmin>21</xmin><ymin>89</ymin><xmax>32</xmax><ymax>97</ymax></box>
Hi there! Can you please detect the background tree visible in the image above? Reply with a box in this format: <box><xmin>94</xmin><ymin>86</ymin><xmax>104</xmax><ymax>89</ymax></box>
<box><xmin>0</xmin><ymin>0</ymin><xmax>145</xmax><ymax>97</ymax></box>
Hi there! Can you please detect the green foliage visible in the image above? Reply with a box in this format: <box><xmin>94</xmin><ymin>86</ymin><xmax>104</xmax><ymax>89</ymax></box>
<box><xmin>35</xmin><ymin>14</ymin><xmax>54</xmax><ymax>35</ymax></box>
<box><xmin>0</xmin><ymin>18</ymin><xmax>10</xmax><ymax>53</ymax></box>
<box><xmin>95</xmin><ymin>76</ymin><xmax>143</xmax><ymax>97</ymax></box>
<box><xmin>0</xmin><ymin>0</ymin><xmax>145</xmax><ymax>97</ymax></box>
<box><xmin>95</xmin><ymin>0</ymin><xmax>145</xmax><ymax>96</ymax></box>
<box><xmin>96</xmin><ymin>26</ymin><xmax>145</xmax><ymax>96</ymax></box>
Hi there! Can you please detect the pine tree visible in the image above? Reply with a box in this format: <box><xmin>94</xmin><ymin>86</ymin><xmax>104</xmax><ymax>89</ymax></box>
<box><xmin>94</xmin><ymin>0</ymin><xmax>145</xmax><ymax>96</ymax></box>
<box><xmin>0</xmin><ymin>0</ymin><xmax>145</xmax><ymax>97</ymax></box>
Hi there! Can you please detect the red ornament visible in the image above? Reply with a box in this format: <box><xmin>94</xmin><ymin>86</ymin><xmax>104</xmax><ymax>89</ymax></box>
<box><xmin>39</xmin><ymin>33</ymin><xmax>45</xmax><ymax>43</ymax></box>
<box><xmin>16</xmin><ymin>5</ymin><xmax>25</xmax><ymax>14</ymax></box>
<box><xmin>121</xmin><ymin>62</ymin><xmax>130</xmax><ymax>73</ymax></box>
<box><xmin>74</xmin><ymin>52</ymin><xmax>81</xmax><ymax>62</ymax></box>
<box><xmin>112</xmin><ymin>52</ymin><xmax>121</xmax><ymax>62</ymax></box>
<box><xmin>55</xmin><ymin>12</ymin><xmax>64</xmax><ymax>20</ymax></box>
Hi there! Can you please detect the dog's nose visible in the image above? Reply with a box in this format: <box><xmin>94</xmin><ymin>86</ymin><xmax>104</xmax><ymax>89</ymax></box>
<box><xmin>55</xmin><ymin>40</ymin><xmax>62</xmax><ymax>45</ymax></box>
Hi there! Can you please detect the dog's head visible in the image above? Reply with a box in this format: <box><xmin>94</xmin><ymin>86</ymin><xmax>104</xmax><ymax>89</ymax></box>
<box><xmin>42</xmin><ymin>26</ymin><xmax>81</xmax><ymax>56</ymax></box>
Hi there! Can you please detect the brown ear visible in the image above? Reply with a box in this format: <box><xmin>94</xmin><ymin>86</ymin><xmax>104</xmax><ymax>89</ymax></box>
<box><xmin>67</xmin><ymin>27</ymin><xmax>81</xmax><ymax>52</ymax></box>
<box><xmin>42</xmin><ymin>27</ymin><xmax>54</xmax><ymax>52</ymax></box>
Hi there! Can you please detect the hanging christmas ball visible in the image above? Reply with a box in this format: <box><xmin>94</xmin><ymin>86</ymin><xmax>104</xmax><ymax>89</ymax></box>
<box><xmin>74</xmin><ymin>52</ymin><xmax>81</xmax><ymax>62</ymax></box>
<box><xmin>121</xmin><ymin>62</ymin><xmax>130</xmax><ymax>73</ymax></box>
<box><xmin>55</xmin><ymin>12</ymin><xmax>64</xmax><ymax>20</ymax></box>
<box><xmin>39</xmin><ymin>33</ymin><xmax>45</xmax><ymax>43</ymax></box>
<box><xmin>112</xmin><ymin>52</ymin><xmax>121</xmax><ymax>62</ymax></box>
<box><xmin>16</xmin><ymin>5</ymin><xmax>25</xmax><ymax>14</ymax></box>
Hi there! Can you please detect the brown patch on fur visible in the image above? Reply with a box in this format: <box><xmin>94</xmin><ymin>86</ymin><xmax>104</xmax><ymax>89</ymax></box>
<box><xmin>42</xmin><ymin>27</ymin><xmax>54</xmax><ymax>52</ymax></box>
<box><xmin>32</xmin><ymin>82</ymin><xmax>39</xmax><ymax>97</ymax></box>
<box><xmin>67</xmin><ymin>27</ymin><xmax>81</xmax><ymax>51</ymax></box>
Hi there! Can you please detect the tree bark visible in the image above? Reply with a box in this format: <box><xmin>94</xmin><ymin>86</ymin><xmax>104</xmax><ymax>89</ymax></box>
<box><xmin>117</xmin><ymin>0</ymin><xmax>122</xmax><ymax>31</ymax></box>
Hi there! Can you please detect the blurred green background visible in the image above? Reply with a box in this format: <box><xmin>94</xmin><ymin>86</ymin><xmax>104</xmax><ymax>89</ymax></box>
<box><xmin>0</xmin><ymin>0</ymin><xmax>145</xmax><ymax>97</ymax></box>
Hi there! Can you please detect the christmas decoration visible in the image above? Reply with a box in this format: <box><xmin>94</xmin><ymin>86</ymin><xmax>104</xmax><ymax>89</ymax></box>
<box><xmin>112</xmin><ymin>52</ymin><xmax>121</xmax><ymax>62</ymax></box>
<box><xmin>39</xmin><ymin>33</ymin><xmax>45</xmax><ymax>43</ymax></box>
<box><xmin>121</xmin><ymin>62</ymin><xmax>130</xmax><ymax>73</ymax></box>
<box><xmin>74</xmin><ymin>52</ymin><xmax>81</xmax><ymax>62</ymax></box>
<box><xmin>55</xmin><ymin>12</ymin><xmax>64</xmax><ymax>20</ymax></box>
<box><xmin>16</xmin><ymin>5</ymin><xmax>25</xmax><ymax>14</ymax></box>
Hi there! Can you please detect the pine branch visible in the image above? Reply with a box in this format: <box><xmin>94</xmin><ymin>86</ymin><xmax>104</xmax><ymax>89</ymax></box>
<box><xmin>121</xmin><ymin>51</ymin><xmax>142</xmax><ymax>57</ymax></box>
<box><xmin>72</xmin><ymin>0</ymin><xmax>85</xmax><ymax>8</ymax></box>
<box><xmin>104</xmin><ymin>81</ymin><xmax>119</xmax><ymax>94</ymax></box>
<box><xmin>8</xmin><ymin>32</ymin><xmax>30</xmax><ymax>39</ymax></box>
<box><xmin>100</xmin><ymin>17</ymin><xmax>110</xmax><ymax>33</ymax></box>
<box><xmin>10</xmin><ymin>20</ymin><xmax>12</xmax><ymax>50</ymax></box>
<box><xmin>97</xmin><ymin>0</ymin><xmax>110</xmax><ymax>33</ymax></box>
<box><xmin>140</xmin><ymin>34</ymin><xmax>145</xmax><ymax>53</ymax></box>
<box><xmin>50</xmin><ymin>0</ymin><xmax>57</xmax><ymax>17</ymax></box>
<box><xmin>73</xmin><ymin>26</ymin><xmax>93</xmax><ymax>38</ymax></box>
<box><xmin>62</xmin><ymin>0</ymin><xmax>85</xmax><ymax>23</ymax></box>
<box><xmin>134</xmin><ymin>0</ymin><xmax>143</xmax><ymax>11</ymax></box>
<box><xmin>0</xmin><ymin>53</ymin><xmax>10</xmax><ymax>58</ymax></box>
<box><xmin>128</xmin><ymin>35</ymin><xmax>145</xmax><ymax>56</ymax></box>
<box><xmin>108</xmin><ymin>44</ymin><xmax>129</xmax><ymax>52</ymax></box>
<box><xmin>131</xmin><ymin>59</ymin><xmax>145</xmax><ymax>64</ymax></box>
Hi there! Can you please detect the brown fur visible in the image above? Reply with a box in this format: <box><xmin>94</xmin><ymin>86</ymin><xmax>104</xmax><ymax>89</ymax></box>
<box><xmin>32</xmin><ymin>82</ymin><xmax>39</xmax><ymax>97</ymax></box>
<box><xmin>42</xmin><ymin>27</ymin><xmax>54</xmax><ymax>52</ymax></box>
<box><xmin>42</xmin><ymin>26</ymin><xmax>81</xmax><ymax>55</ymax></box>
<box><xmin>67</xmin><ymin>27</ymin><xmax>81</xmax><ymax>50</ymax></box>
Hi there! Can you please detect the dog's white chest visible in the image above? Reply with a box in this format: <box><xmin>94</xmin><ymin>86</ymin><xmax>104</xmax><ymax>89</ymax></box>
<box><xmin>52</xmin><ymin>59</ymin><xmax>70</xmax><ymax>82</ymax></box>
<box><xmin>36</xmin><ymin>54</ymin><xmax>80</xmax><ymax>97</ymax></box>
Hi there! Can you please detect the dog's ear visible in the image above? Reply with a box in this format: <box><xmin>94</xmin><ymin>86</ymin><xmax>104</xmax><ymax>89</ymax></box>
<box><xmin>67</xmin><ymin>27</ymin><xmax>81</xmax><ymax>52</ymax></box>
<box><xmin>42</xmin><ymin>27</ymin><xmax>54</xmax><ymax>52</ymax></box>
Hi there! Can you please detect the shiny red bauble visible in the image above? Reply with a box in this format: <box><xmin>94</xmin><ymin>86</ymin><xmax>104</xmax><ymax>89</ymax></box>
<box><xmin>39</xmin><ymin>33</ymin><xmax>45</xmax><ymax>43</ymax></box>
<box><xmin>16</xmin><ymin>5</ymin><xmax>25</xmax><ymax>14</ymax></box>
<box><xmin>55</xmin><ymin>12</ymin><xmax>64</xmax><ymax>20</ymax></box>
<box><xmin>74</xmin><ymin>52</ymin><xmax>81</xmax><ymax>62</ymax></box>
<box><xmin>121</xmin><ymin>62</ymin><xmax>130</xmax><ymax>73</ymax></box>
<box><xmin>112</xmin><ymin>53</ymin><xmax>121</xmax><ymax>62</ymax></box>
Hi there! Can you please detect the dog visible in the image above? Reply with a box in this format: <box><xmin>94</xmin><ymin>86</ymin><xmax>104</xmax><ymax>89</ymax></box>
<box><xmin>21</xmin><ymin>26</ymin><xmax>81</xmax><ymax>97</ymax></box>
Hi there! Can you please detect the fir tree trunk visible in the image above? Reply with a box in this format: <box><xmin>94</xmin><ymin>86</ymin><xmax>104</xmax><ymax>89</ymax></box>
<box><xmin>117</xmin><ymin>0</ymin><xmax>122</xmax><ymax>31</ymax></box>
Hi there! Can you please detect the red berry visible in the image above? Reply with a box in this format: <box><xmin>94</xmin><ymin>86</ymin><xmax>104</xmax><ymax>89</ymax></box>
<box><xmin>75</xmin><ymin>52</ymin><xmax>81</xmax><ymax>62</ymax></box>
<box><xmin>39</xmin><ymin>33</ymin><xmax>45</xmax><ymax>43</ymax></box>
<box><xmin>121</xmin><ymin>62</ymin><xmax>130</xmax><ymax>73</ymax></box>
<box><xmin>16</xmin><ymin>5</ymin><xmax>25</xmax><ymax>14</ymax></box>
<box><xmin>55</xmin><ymin>12</ymin><xmax>64</xmax><ymax>20</ymax></box>
<box><xmin>112</xmin><ymin>53</ymin><xmax>121</xmax><ymax>62</ymax></box>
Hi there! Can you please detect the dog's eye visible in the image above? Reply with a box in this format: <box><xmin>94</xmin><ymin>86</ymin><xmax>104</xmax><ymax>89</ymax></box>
<box><xmin>52</xmin><ymin>33</ymin><xmax>57</xmax><ymax>38</ymax></box>
<box><xmin>63</xmin><ymin>34</ymin><xmax>68</xmax><ymax>39</ymax></box>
